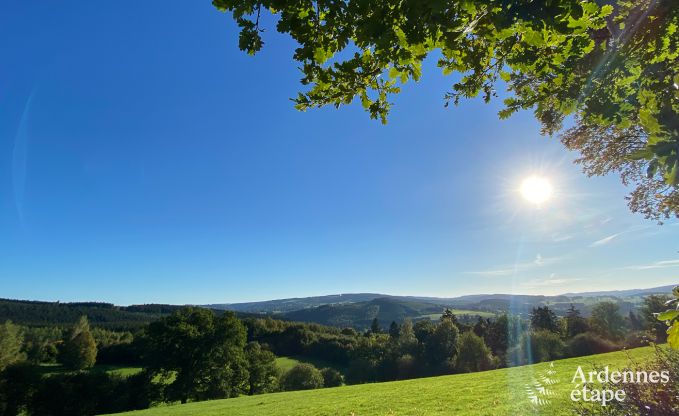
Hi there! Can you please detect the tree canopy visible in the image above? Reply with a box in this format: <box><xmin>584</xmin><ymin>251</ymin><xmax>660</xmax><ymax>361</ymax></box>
<box><xmin>59</xmin><ymin>316</ymin><xmax>97</xmax><ymax>370</ymax></box>
<box><xmin>213</xmin><ymin>0</ymin><xmax>678</xmax><ymax>219</ymax></box>
<box><xmin>143</xmin><ymin>308</ymin><xmax>249</xmax><ymax>403</ymax></box>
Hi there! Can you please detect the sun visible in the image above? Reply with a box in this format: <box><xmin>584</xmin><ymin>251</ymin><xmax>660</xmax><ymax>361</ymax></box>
<box><xmin>520</xmin><ymin>176</ymin><xmax>553</xmax><ymax>205</ymax></box>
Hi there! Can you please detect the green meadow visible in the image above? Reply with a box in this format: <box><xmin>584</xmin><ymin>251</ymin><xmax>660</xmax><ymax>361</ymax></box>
<box><xmin>115</xmin><ymin>346</ymin><xmax>655</xmax><ymax>416</ymax></box>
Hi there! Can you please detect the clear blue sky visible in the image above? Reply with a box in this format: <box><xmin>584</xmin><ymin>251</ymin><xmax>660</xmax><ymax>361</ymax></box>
<box><xmin>1</xmin><ymin>1</ymin><xmax>677</xmax><ymax>305</ymax></box>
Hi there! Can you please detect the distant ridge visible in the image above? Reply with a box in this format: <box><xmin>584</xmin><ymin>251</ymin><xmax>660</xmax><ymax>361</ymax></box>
<box><xmin>560</xmin><ymin>284</ymin><xmax>675</xmax><ymax>298</ymax></box>
<box><xmin>207</xmin><ymin>284</ymin><xmax>676</xmax><ymax>314</ymax></box>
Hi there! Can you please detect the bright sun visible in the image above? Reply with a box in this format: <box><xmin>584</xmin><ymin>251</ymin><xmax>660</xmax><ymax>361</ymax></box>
<box><xmin>520</xmin><ymin>176</ymin><xmax>553</xmax><ymax>205</ymax></box>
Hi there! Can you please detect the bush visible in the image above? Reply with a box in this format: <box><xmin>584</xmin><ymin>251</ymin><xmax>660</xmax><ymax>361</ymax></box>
<box><xmin>567</xmin><ymin>332</ymin><xmax>617</xmax><ymax>357</ymax></box>
<box><xmin>319</xmin><ymin>367</ymin><xmax>343</xmax><ymax>387</ymax></box>
<box><xmin>456</xmin><ymin>331</ymin><xmax>495</xmax><ymax>373</ymax></box>
<box><xmin>0</xmin><ymin>363</ymin><xmax>41</xmax><ymax>416</ymax></box>
<box><xmin>29</xmin><ymin>370</ymin><xmax>160</xmax><ymax>415</ymax></box>
<box><xmin>508</xmin><ymin>330</ymin><xmax>565</xmax><ymax>366</ymax></box>
<box><xmin>280</xmin><ymin>363</ymin><xmax>324</xmax><ymax>391</ymax></box>
<box><xmin>623</xmin><ymin>331</ymin><xmax>652</xmax><ymax>349</ymax></box>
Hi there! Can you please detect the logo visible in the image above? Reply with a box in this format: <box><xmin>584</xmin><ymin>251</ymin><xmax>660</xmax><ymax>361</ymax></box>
<box><xmin>525</xmin><ymin>362</ymin><xmax>560</xmax><ymax>408</ymax></box>
<box><xmin>570</xmin><ymin>365</ymin><xmax>670</xmax><ymax>407</ymax></box>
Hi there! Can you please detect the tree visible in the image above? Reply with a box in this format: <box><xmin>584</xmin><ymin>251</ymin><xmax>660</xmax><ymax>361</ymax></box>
<box><xmin>60</xmin><ymin>316</ymin><xmax>97</xmax><ymax>370</ymax></box>
<box><xmin>214</xmin><ymin>0</ymin><xmax>679</xmax><ymax>220</ymax></box>
<box><xmin>244</xmin><ymin>342</ymin><xmax>278</xmax><ymax>395</ymax></box>
<box><xmin>509</xmin><ymin>330</ymin><xmax>565</xmax><ymax>365</ymax></box>
<box><xmin>413</xmin><ymin>319</ymin><xmax>435</xmax><ymax>344</ymax></box>
<box><xmin>565</xmin><ymin>305</ymin><xmax>589</xmax><ymax>338</ymax></box>
<box><xmin>320</xmin><ymin>367</ymin><xmax>344</xmax><ymax>387</ymax></box>
<box><xmin>370</xmin><ymin>318</ymin><xmax>381</xmax><ymax>335</ymax></box>
<box><xmin>641</xmin><ymin>294</ymin><xmax>672</xmax><ymax>342</ymax></box>
<box><xmin>424</xmin><ymin>319</ymin><xmax>459</xmax><ymax>367</ymax></box>
<box><xmin>530</xmin><ymin>306</ymin><xmax>560</xmax><ymax>333</ymax></box>
<box><xmin>396</xmin><ymin>319</ymin><xmax>418</xmax><ymax>354</ymax></box>
<box><xmin>456</xmin><ymin>331</ymin><xmax>494</xmax><ymax>373</ymax></box>
<box><xmin>144</xmin><ymin>307</ymin><xmax>249</xmax><ymax>403</ymax></box>
<box><xmin>280</xmin><ymin>363</ymin><xmax>324</xmax><ymax>391</ymax></box>
<box><xmin>590</xmin><ymin>302</ymin><xmax>627</xmax><ymax>341</ymax></box>
<box><xmin>473</xmin><ymin>317</ymin><xmax>488</xmax><ymax>339</ymax></box>
<box><xmin>388</xmin><ymin>321</ymin><xmax>400</xmax><ymax>339</ymax></box>
<box><xmin>0</xmin><ymin>363</ymin><xmax>41</xmax><ymax>416</ymax></box>
<box><xmin>441</xmin><ymin>309</ymin><xmax>460</xmax><ymax>326</ymax></box>
<box><xmin>0</xmin><ymin>321</ymin><xmax>24</xmax><ymax>371</ymax></box>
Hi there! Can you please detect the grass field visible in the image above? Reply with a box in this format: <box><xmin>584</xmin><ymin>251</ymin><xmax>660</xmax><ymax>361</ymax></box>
<box><xmin>39</xmin><ymin>364</ymin><xmax>142</xmax><ymax>378</ymax></box>
<box><xmin>115</xmin><ymin>346</ymin><xmax>657</xmax><ymax>416</ymax></box>
<box><xmin>275</xmin><ymin>356</ymin><xmax>345</xmax><ymax>374</ymax></box>
<box><xmin>419</xmin><ymin>309</ymin><xmax>496</xmax><ymax>320</ymax></box>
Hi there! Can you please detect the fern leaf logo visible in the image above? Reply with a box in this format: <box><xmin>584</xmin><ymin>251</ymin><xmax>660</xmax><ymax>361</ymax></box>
<box><xmin>525</xmin><ymin>362</ymin><xmax>560</xmax><ymax>408</ymax></box>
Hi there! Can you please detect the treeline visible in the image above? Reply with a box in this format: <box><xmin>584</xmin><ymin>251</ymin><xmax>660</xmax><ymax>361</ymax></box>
<box><xmin>0</xmin><ymin>295</ymin><xmax>671</xmax><ymax>415</ymax></box>
<box><xmin>0</xmin><ymin>299</ymin><xmax>185</xmax><ymax>330</ymax></box>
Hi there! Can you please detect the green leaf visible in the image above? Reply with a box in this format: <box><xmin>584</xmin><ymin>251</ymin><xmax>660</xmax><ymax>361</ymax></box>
<box><xmin>628</xmin><ymin>148</ymin><xmax>653</xmax><ymax>161</ymax></box>
<box><xmin>657</xmin><ymin>310</ymin><xmax>679</xmax><ymax>322</ymax></box>
<box><xmin>668</xmin><ymin>321</ymin><xmax>679</xmax><ymax>349</ymax></box>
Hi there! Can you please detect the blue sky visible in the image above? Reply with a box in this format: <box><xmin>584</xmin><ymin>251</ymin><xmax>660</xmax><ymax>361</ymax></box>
<box><xmin>1</xmin><ymin>1</ymin><xmax>677</xmax><ymax>305</ymax></box>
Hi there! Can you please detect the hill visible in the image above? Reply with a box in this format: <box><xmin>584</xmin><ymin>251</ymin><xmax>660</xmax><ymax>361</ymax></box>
<box><xmin>206</xmin><ymin>284</ymin><xmax>675</xmax><ymax>328</ymax></box>
<box><xmin>205</xmin><ymin>293</ymin><xmax>385</xmax><ymax>313</ymax></box>
<box><xmin>0</xmin><ymin>299</ymin><xmax>259</xmax><ymax>329</ymax></box>
<box><xmin>281</xmin><ymin>297</ymin><xmax>492</xmax><ymax>328</ymax></box>
<box><xmin>112</xmin><ymin>346</ymin><xmax>656</xmax><ymax>416</ymax></box>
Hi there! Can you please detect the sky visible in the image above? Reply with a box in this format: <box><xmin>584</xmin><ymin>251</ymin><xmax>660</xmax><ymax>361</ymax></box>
<box><xmin>1</xmin><ymin>1</ymin><xmax>677</xmax><ymax>305</ymax></box>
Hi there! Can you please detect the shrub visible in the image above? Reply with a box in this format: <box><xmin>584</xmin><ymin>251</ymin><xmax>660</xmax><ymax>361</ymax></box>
<box><xmin>320</xmin><ymin>367</ymin><xmax>343</xmax><ymax>387</ymax></box>
<box><xmin>508</xmin><ymin>330</ymin><xmax>565</xmax><ymax>366</ymax></box>
<box><xmin>456</xmin><ymin>331</ymin><xmax>495</xmax><ymax>373</ymax></box>
<box><xmin>0</xmin><ymin>363</ymin><xmax>41</xmax><ymax>416</ymax></box>
<box><xmin>623</xmin><ymin>331</ymin><xmax>652</xmax><ymax>349</ymax></box>
<box><xmin>280</xmin><ymin>363</ymin><xmax>324</xmax><ymax>391</ymax></box>
<box><xmin>567</xmin><ymin>332</ymin><xmax>617</xmax><ymax>357</ymax></box>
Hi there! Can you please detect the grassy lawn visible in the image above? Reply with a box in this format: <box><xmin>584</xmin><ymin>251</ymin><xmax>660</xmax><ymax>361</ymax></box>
<box><xmin>276</xmin><ymin>356</ymin><xmax>344</xmax><ymax>373</ymax></box>
<box><xmin>275</xmin><ymin>357</ymin><xmax>301</xmax><ymax>373</ymax></box>
<box><xmin>420</xmin><ymin>309</ymin><xmax>495</xmax><ymax>320</ymax></box>
<box><xmin>39</xmin><ymin>363</ymin><xmax>142</xmax><ymax>378</ymax></box>
<box><xmin>115</xmin><ymin>346</ymin><xmax>657</xmax><ymax>416</ymax></box>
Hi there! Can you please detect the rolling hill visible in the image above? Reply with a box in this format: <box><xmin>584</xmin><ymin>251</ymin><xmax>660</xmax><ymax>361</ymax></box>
<box><xmin>281</xmin><ymin>297</ymin><xmax>492</xmax><ymax>328</ymax></box>
<box><xmin>111</xmin><ymin>346</ymin><xmax>657</xmax><ymax>416</ymax></box>
<box><xmin>207</xmin><ymin>284</ymin><xmax>675</xmax><ymax>329</ymax></box>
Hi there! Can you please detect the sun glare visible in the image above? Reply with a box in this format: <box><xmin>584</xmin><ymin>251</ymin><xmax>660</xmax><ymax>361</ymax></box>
<box><xmin>520</xmin><ymin>176</ymin><xmax>553</xmax><ymax>205</ymax></box>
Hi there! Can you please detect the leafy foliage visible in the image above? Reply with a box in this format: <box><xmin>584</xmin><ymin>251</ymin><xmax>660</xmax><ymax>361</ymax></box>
<box><xmin>214</xmin><ymin>0</ymin><xmax>679</xmax><ymax>219</ymax></box>
<box><xmin>657</xmin><ymin>285</ymin><xmax>679</xmax><ymax>349</ymax></box>
<box><xmin>244</xmin><ymin>342</ymin><xmax>279</xmax><ymax>395</ymax></box>
<box><xmin>589</xmin><ymin>301</ymin><xmax>627</xmax><ymax>341</ymax></box>
<box><xmin>59</xmin><ymin>316</ymin><xmax>97</xmax><ymax>370</ymax></box>
<box><xmin>456</xmin><ymin>331</ymin><xmax>494</xmax><ymax>373</ymax></box>
<box><xmin>280</xmin><ymin>363</ymin><xmax>324</xmax><ymax>391</ymax></box>
<box><xmin>143</xmin><ymin>308</ymin><xmax>249</xmax><ymax>403</ymax></box>
<box><xmin>0</xmin><ymin>321</ymin><xmax>25</xmax><ymax>371</ymax></box>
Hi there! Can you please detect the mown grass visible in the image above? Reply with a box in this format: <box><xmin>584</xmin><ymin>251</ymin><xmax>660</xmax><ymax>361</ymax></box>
<box><xmin>115</xmin><ymin>346</ymin><xmax>656</xmax><ymax>416</ymax></box>
<box><xmin>275</xmin><ymin>357</ymin><xmax>301</xmax><ymax>373</ymax></box>
<box><xmin>39</xmin><ymin>364</ymin><xmax>142</xmax><ymax>378</ymax></box>
<box><xmin>419</xmin><ymin>309</ymin><xmax>495</xmax><ymax>320</ymax></box>
<box><xmin>276</xmin><ymin>356</ymin><xmax>345</xmax><ymax>374</ymax></box>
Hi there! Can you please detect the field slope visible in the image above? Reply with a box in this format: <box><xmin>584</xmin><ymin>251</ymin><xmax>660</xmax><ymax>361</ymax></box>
<box><xmin>115</xmin><ymin>346</ymin><xmax>656</xmax><ymax>416</ymax></box>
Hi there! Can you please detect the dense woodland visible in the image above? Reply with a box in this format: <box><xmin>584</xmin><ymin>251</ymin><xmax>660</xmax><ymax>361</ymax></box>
<box><xmin>0</xmin><ymin>294</ymin><xmax>672</xmax><ymax>415</ymax></box>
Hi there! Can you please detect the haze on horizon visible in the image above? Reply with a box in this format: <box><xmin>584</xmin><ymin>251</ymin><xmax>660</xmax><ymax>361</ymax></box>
<box><xmin>1</xmin><ymin>1</ymin><xmax>678</xmax><ymax>306</ymax></box>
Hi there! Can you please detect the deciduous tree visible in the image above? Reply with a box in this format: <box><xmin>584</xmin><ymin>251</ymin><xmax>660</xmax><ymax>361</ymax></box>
<box><xmin>60</xmin><ymin>316</ymin><xmax>97</xmax><ymax>370</ymax></box>
<box><xmin>144</xmin><ymin>308</ymin><xmax>249</xmax><ymax>403</ymax></box>
<box><xmin>213</xmin><ymin>0</ymin><xmax>679</xmax><ymax>219</ymax></box>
